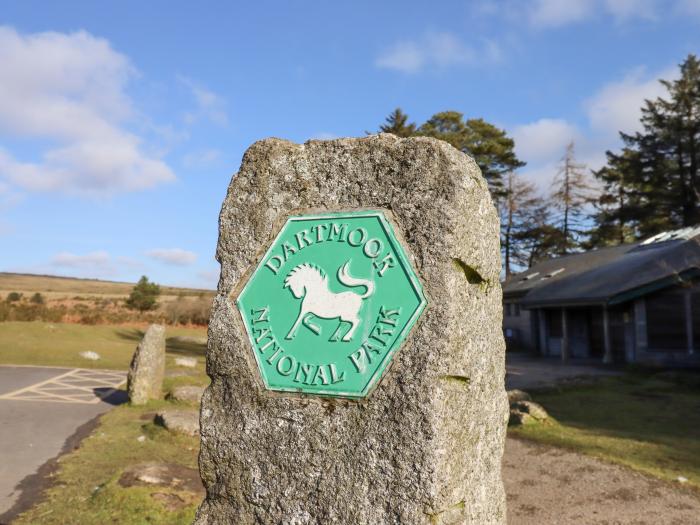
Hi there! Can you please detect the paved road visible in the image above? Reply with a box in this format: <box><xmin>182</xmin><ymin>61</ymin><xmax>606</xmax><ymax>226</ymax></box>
<box><xmin>506</xmin><ymin>354</ymin><xmax>621</xmax><ymax>390</ymax></box>
<box><xmin>0</xmin><ymin>365</ymin><xmax>126</xmax><ymax>522</ymax></box>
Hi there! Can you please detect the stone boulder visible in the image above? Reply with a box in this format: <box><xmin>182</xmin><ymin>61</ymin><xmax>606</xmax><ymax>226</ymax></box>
<box><xmin>167</xmin><ymin>385</ymin><xmax>206</xmax><ymax>404</ymax></box>
<box><xmin>127</xmin><ymin>324</ymin><xmax>166</xmax><ymax>405</ymax></box>
<box><xmin>509</xmin><ymin>400</ymin><xmax>548</xmax><ymax>426</ymax></box>
<box><xmin>507</xmin><ymin>389</ymin><xmax>531</xmax><ymax>404</ymax></box>
<box><xmin>155</xmin><ymin>409</ymin><xmax>199</xmax><ymax>436</ymax></box>
<box><xmin>509</xmin><ymin>409</ymin><xmax>533</xmax><ymax>426</ymax></box>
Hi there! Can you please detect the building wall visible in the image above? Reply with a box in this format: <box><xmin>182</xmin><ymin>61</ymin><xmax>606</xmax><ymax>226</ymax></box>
<box><xmin>503</xmin><ymin>301</ymin><xmax>536</xmax><ymax>352</ymax></box>
<box><xmin>506</xmin><ymin>282</ymin><xmax>700</xmax><ymax>366</ymax></box>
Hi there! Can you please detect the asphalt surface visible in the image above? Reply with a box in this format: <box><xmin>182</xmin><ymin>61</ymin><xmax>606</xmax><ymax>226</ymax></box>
<box><xmin>0</xmin><ymin>366</ymin><xmax>126</xmax><ymax>522</ymax></box>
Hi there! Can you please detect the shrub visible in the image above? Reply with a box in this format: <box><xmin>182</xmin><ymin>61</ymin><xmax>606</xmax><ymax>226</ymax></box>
<box><xmin>30</xmin><ymin>292</ymin><xmax>45</xmax><ymax>304</ymax></box>
<box><xmin>164</xmin><ymin>296</ymin><xmax>211</xmax><ymax>325</ymax></box>
<box><xmin>126</xmin><ymin>276</ymin><xmax>161</xmax><ymax>312</ymax></box>
<box><xmin>6</xmin><ymin>292</ymin><xmax>22</xmax><ymax>302</ymax></box>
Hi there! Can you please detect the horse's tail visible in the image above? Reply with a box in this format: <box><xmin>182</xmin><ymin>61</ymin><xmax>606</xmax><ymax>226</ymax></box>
<box><xmin>337</xmin><ymin>260</ymin><xmax>374</xmax><ymax>298</ymax></box>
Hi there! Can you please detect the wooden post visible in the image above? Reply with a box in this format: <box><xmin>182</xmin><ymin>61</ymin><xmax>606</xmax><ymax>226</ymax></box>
<box><xmin>561</xmin><ymin>308</ymin><xmax>569</xmax><ymax>363</ymax></box>
<box><xmin>685</xmin><ymin>289</ymin><xmax>694</xmax><ymax>355</ymax></box>
<box><xmin>538</xmin><ymin>309</ymin><xmax>548</xmax><ymax>356</ymax></box>
<box><xmin>603</xmin><ymin>306</ymin><xmax>613</xmax><ymax>364</ymax></box>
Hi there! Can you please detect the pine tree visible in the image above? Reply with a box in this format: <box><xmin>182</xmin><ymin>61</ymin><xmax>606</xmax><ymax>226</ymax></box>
<box><xmin>379</xmin><ymin>108</ymin><xmax>416</xmax><ymax>137</ymax></box>
<box><xmin>417</xmin><ymin>111</ymin><xmax>525</xmax><ymax>202</ymax></box>
<box><xmin>126</xmin><ymin>276</ymin><xmax>161</xmax><ymax>312</ymax></box>
<box><xmin>590</xmin><ymin>54</ymin><xmax>700</xmax><ymax>246</ymax></box>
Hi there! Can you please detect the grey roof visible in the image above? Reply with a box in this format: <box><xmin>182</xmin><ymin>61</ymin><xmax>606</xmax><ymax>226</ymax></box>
<box><xmin>503</xmin><ymin>232</ymin><xmax>700</xmax><ymax>308</ymax></box>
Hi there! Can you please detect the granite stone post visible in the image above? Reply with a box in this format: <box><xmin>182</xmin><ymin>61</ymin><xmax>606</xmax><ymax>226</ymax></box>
<box><xmin>127</xmin><ymin>324</ymin><xmax>166</xmax><ymax>405</ymax></box>
<box><xmin>196</xmin><ymin>134</ymin><xmax>509</xmax><ymax>524</ymax></box>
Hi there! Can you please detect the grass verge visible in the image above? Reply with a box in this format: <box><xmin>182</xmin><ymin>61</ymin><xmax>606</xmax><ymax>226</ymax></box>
<box><xmin>509</xmin><ymin>371</ymin><xmax>700</xmax><ymax>490</ymax></box>
<box><xmin>13</xmin><ymin>375</ymin><xmax>208</xmax><ymax>524</ymax></box>
<box><xmin>0</xmin><ymin>321</ymin><xmax>207</xmax><ymax>370</ymax></box>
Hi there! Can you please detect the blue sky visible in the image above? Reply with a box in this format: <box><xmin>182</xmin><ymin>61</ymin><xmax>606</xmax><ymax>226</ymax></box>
<box><xmin>1</xmin><ymin>0</ymin><xmax>699</xmax><ymax>288</ymax></box>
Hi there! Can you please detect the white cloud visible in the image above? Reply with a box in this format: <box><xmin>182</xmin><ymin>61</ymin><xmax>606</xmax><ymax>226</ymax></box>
<box><xmin>511</xmin><ymin>64</ymin><xmax>676</xmax><ymax>190</ymax></box>
<box><xmin>586</xmin><ymin>66</ymin><xmax>674</xmax><ymax>137</ymax></box>
<box><xmin>530</xmin><ymin>0</ymin><xmax>596</xmax><ymax>27</ymax></box>
<box><xmin>605</xmin><ymin>0</ymin><xmax>657</xmax><ymax>19</ymax></box>
<box><xmin>512</xmin><ymin>0</ymin><xmax>658</xmax><ymax>27</ymax></box>
<box><xmin>147</xmin><ymin>248</ymin><xmax>197</xmax><ymax>266</ymax></box>
<box><xmin>182</xmin><ymin>148</ymin><xmax>222</xmax><ymax>168</ymax></box>
<box><xmin>51</xmin><ymin>250</ymin><xmax>112</xmax><ymax>269</ymax></box>
<box><xmin>179</xmin><ymin>76</ymin><xmax>229</xmax><ymax>126</ymax></box>
<box><xmin>677</xmin><ymin>0</ymin><xmax>700</xmax><ymax>16</ymax></box>
<box><xmin>512</xmin><ymin>118</ymin><xmax>581</xmax><ymax>163</ymax></box>
<box><xmin>0</xmin><ymin>26</ymin><xmax>175</xmax><ymax>196</ymax></box>
<box><xmin>375</xmin><ymin>32</ymin><xmax>501</xmax><ymax>73</ymax></box>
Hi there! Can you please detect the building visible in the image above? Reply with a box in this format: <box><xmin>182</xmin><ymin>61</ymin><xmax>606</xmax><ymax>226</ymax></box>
<box><xmin>503</xmin><ymin>227</ymin><xmax>700</xmax><ymax>366</ymax></box>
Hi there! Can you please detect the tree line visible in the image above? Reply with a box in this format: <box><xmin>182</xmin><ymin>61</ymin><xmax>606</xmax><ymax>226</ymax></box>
<box><xmin>377</xmin><ymin>54</ymin><xmax>700</xmax><ymax>277</ymax></box>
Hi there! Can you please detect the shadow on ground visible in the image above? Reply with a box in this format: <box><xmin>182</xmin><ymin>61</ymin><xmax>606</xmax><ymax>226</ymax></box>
<box><xmin>95</xmin><ymin>387</ymin><xmax>129</xmax><ymax>406</ymax></box>
<box><xmin>113</xmin><ymin>329</ymin><xmax>206</xmax><ymax>358</ymax></box>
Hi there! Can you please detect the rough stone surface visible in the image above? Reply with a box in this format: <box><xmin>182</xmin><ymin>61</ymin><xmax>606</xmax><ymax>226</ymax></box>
<box><xmin>168</xmin><ymin>385</ymin><xmax>206</xmax><ymax>404</ymax></box>
<box><xmin>127</xmin><ymin>324</ymin><xmax>166</xmax><ymax>405</ymax></box>
<box><xmin>155</xmin><ymin>409</ymin><xmax>200</xmax><ymax>436</ymax></box>
<box><xmin>196</xmin><ymin>135</ymin><xmax>508</xmax><ymax>524</ymax></box>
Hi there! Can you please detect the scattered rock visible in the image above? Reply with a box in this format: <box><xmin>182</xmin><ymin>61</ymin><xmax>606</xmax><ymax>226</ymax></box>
<box><xmin>151</xmin><ymin>492</ymin><xmax>188</xmax><ymax>511</ymax></box>
<box><xmin>118</xmin><ymin>462</ymin><xmax>204</xmax><ymax>494</ymax></box>
<box><xmin>677</xmin><ymin>476</ymin><xmax>689</xmax><ymax>484</ymax></box>
<box><xmin>79</xmin><ymin>351</ymin><xmax>100</xmax><ymax>361</ymax></box>
<box><xmin>127</xmin><ymin>324</ymin><xmax>166</xmax><ymax>405</ymax></box>
<box><xmin>511</xmin><ymin>400</ymin><xmax>548</xmax><ymax>421</ymax></box>
<box><xmin>137</xmin><ymin>435</ymin><xmax>146</xmax><ymax>443</ymax></box>
<box><xmin>168</xmin><ymin>385</ymin><xmax>206</xmax><ymax>404</ymax></box>
<box><xmin>509</xmin><ymin>409</ymin><xmax>534</xmax><ymax>426</ymax></box>
<box><xmin>174</xmin><ymin>357</ymin><xmax>198</xmax><ymax>368</ymax></box>
<box><xmin>155</xmin><ymin>409</ymin><xmax>199</xmax><ymax>436</ymax></box>
<box><xmin>507</xmin><ymin>389</ymin><xmax>531</xmax><ymax>404</ymax></box>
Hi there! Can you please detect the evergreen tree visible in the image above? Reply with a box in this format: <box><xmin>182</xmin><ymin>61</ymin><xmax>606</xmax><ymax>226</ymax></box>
<box><xmin>418</xmin><ymin>111</ymin><xmax>525</xmax><ymax>202</ymax></box>
<box><xmin>379</xmin><ymin>108</ymin><xmax>416</xmax><ymax>137</ymax></box>
<box><xmin>377</xmin><ymin>109</ymin><xmax>525</xmax><ymax>204</ymax></box>
<box><xmin>126</xmin><ymin>276</ymin><xmax>161</xmax><ymax>312</ymax></box>
<box><xmin>590</xmin><ymin>54</ymin><xmax>700</xmax><ymax>246</ymax></box>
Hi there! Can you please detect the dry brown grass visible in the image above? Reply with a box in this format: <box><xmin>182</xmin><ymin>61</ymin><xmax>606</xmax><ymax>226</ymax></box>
<box><xmin>0</xmin><ymin>272</ymin><xmax>211</xmax><ymax>298</ymax></box>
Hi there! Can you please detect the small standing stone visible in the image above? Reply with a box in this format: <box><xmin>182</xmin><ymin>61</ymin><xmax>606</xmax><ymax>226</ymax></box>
<box><xmin>127</xmin><ymin>324</ymin><xmax>166</xmax><ymax>405</ymax></box>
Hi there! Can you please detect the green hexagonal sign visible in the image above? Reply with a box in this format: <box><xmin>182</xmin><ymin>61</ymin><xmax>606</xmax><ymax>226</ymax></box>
<box><xmin>236</xmin><ymin>210</ymin><xmax>427</xmax><ymax>398</ymax></box>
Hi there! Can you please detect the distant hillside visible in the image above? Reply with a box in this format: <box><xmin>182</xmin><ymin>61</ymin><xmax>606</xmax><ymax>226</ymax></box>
<box><xmin>0</xmin><ymin>272</ymin><xmax>213</xmax><ymax>297</ymax></box>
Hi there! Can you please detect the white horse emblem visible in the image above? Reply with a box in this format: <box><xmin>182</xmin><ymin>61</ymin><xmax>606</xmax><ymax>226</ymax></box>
<box><xmin>283</xmin><ymin>260</ymin><xmax>374</xmax><ymax>342</ymax></box>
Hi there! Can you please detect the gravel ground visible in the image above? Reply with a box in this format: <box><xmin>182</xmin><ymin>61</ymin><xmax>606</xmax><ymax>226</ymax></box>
<box><xmin>503</xmin><ymin>437</ymin><xmax>700</xmax><ymax>525</ymax></box>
